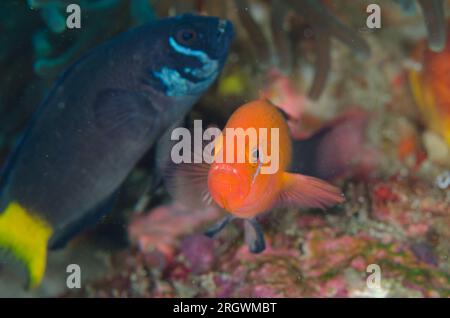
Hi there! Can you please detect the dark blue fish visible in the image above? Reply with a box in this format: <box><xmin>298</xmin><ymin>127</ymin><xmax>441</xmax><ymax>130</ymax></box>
<box><xmin>0</xmin><ymin>14</ymin><xmax>233</xmax><ymax>288</ymax></box>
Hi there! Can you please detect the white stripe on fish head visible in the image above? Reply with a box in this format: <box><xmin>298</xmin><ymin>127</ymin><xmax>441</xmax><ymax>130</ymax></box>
<box><xmin>153</xmin><ymin>37</ymin><xmax>219</xmax><ymax>97</ymax></box>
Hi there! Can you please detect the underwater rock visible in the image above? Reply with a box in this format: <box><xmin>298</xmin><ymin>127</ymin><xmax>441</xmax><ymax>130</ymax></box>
<box><xmin>72</xmin><ymin>175</ymin><xmax>450</xmax><ymax>298</ymax></box>
<box><xmin>410</xmin><ymin>241</ymin><xmax>439</xmax><ymax>266</ymax></box>
<box><xmin>371</xmin><ymin>176</ymin><xmax>449</xmax><ymax>238</ymax></box>
<box><xmin>303</xmin><ymin>227</ymin><xmax>449</xmax><ymax>297</ymax></box>
<box><xmin>422</xmin><ymin>131</ymin><xmax>450</xmax><ymax>166</ymax></box>
<box><xmin>179</xmin><ymin>234</ymin><xmax>216</xmax><ymax>274</ymax></box>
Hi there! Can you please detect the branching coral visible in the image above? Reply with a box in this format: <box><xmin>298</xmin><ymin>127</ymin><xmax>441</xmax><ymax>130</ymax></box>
<box><xmin>154</xmin><ymin>0</ymin><xmax>448</xmax><ymax>100</ymax></box>
<box><xmin>152</xmin><ymin>0</ymin><xmax>371</xmax><ymax>100</ymax></box>
<box><xmin>283</xmin><ymin>0</ymin><xmax>371</xmax><ymax>99</ymax></box>
<box><xmin>29</xmin><ymin>0</ymin><xmax>446</xmax><ymax>100</ymax></box>
<box><xmin>394</xmin><ymin>0</ymin><xmax>447</xmax><ymax>52</ymax></box>
<box><xmin>27</xmin><ymin>0</ymin><xmax>155</xmax><ymax>78</ymax></box>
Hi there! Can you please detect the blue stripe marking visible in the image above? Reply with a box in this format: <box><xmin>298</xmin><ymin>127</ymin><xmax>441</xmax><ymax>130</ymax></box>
<box><xmin>168</xmin><ymin>37</ymin><xmax>209</xmax><ymax>60</ymax></box>
<box><xmin>152</xmin><ymin>37</ymin><xmax>220</xmax><ymax>97</ymax></box>
<box><xmin>153</xmin><ymin>67</ymin><xmax>216</xmax><ymax>97</ymax></box>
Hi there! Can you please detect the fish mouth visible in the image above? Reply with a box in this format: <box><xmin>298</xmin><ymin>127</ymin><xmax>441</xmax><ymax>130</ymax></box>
<box><xmin>208</xmin><ymin>164</ymin><xmax>250</xmax><ymax>212</ymax></box>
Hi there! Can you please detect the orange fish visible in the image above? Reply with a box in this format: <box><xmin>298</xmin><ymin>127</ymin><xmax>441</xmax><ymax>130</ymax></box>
<box><xmin>166</xmin><ymin>99</ymin><xmax>344</xmax><ymax>253</ymax></box>
<box><xmin>409</xmin><ymin>25</ymin><xmax>450</xmax><ymax>146</ymax></box>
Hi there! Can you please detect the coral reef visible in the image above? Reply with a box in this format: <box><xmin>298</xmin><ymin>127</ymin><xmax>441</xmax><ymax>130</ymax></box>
<box><xmin>1</xmin><ymin>0</ymin><xmax>449</xmax><ymax>298</ymax></box>
<box><xmin>155</xmin><ymin>0</ymin><xmax>371</xmax><ymax>100</ymax></box>
<box><xmin>27</xmin><ymin>0</ymin><xmax>155</xmax><ymax>78</ymax></box>
<box><xmin>68</xmin><ymin>1</ymin><xmax>449</xmax><ymax>298</ymax></box>
<box><xmin>73</xmin><ymin>175</ymin><xmax>449</xmax><ymax>298</ymax></box>
<box><xmin>394</xmin><ymin>0</ymin><xmax>447</xmax><ymax>52</ymax></box>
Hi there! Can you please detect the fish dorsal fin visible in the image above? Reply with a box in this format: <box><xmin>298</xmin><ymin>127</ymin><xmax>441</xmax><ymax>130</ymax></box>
<box><xmin>277</xmin><ymin>173</ymin><xmax>344</xmax><ymax>210</ymax></box>
<box><xmin>257</xmin><ymin>94</ymin><xmax>292</xmax><ymax>122</ymax></box>
<box><xmin>275</xmin><ymin>106</ymin><xmax>291</xmax><ymax>122</ymax></box>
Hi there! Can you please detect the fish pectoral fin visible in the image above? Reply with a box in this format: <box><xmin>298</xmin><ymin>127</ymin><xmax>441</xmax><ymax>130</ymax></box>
<box><xmin>0</xmin><ymin>202</ymin><xmax>53</xmax><ymax>289</ymax></box>
<box><xmin>277</xmin><ymin>173</ymin><xmax>344</xmax><ymax>210</ymax></box>
<box><xmin>93</xmin><ymin>89</ymin><xmax>157</xmax><ymax>138</ymax></box>
<box><xmin>164</xmin><ymin>160</ymin><xmax>213</xmax><ymax>209</ymax></box>
<box><xmin>162</xmin><ymin>129</ymin><xmax>217</xmax><ymax>209</ymax></box>
<box><xmin>204</xmin><ymin>215</ymin><xmax>234</xmax><ymax>238</ymax></box>
<box><xmin>244</xmin><ymin>218</ymin><xmax>265</xmax><ymax>254</ymax></box>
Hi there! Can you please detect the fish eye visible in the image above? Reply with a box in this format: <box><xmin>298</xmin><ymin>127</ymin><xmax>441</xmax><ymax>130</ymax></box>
<box><xmin>252</xmin><ymin>148</ymin><xmax>259</xmax><ymax>160</ymax></box>
<box><xmin>251</xmin><ymin>147</ymin><xmax>264</xmax><ymax>163</ymax></box>
<box><xmin>176</xmin><ymin>28</ymin><xmax>197</xmax><ymax>46</ymax></box>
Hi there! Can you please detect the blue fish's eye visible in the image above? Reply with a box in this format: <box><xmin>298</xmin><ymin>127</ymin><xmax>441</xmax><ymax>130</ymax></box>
<box><xmin>176</xmin><ymin>28</ymin><xmax>197</xmax><ymax>46</ymax></box>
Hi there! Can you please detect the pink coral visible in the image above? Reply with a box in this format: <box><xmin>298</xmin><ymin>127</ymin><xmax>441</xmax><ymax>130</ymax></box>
<box><xmin>180</xmin><ymin>234</ymin><xmax>216</xmax><ymax>274</ymax></box>
<box><xmin>128</xmin><ymin>202</ymin><xmax>222</xmax><ymax>267</ymax></box>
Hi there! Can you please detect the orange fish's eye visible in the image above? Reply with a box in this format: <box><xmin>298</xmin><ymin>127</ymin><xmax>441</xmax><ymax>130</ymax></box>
<box><xmin>251</xmin><ymin>148</ymin><xmax>259</xmax><ymax>162</ymax></box>
<box><xmin>250</xmin><ymin>146</ymin><xmax>266</xmax><ymax>167</ymax></box>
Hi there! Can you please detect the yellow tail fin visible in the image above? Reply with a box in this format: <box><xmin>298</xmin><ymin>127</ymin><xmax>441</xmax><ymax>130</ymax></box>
<box><xmin>0</xmin><ymin>202</ymin><xmax>53</xmax><ymax>288</ymax></box>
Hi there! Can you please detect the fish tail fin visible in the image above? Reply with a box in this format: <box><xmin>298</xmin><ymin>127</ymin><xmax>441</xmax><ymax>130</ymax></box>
<box><xmin>0</xmin><ymin>202</ymin><xmax>53</xmax><ymax>289</ymax></box>
<box><xmin>277</xmin><ymin>173</ymin><xmax>344</xmax><ymax>209</ymax></box>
